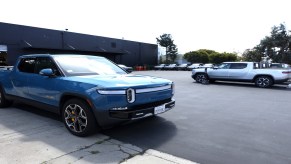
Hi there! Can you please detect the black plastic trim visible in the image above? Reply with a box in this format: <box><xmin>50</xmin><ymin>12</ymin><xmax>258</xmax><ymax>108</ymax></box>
<box><xmin>109</xmin><ymin>99</ymin><xmax>175</xmax><ymax>119</ymax></box>
<box><xmin>4</xmin><ymin>94</ymin><xmax>59</xmax><ymax>114</ymax></box>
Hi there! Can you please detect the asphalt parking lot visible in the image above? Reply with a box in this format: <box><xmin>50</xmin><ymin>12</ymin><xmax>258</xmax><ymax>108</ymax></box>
<box><xmin>104</xmin><ymin>71</ymin><xmax>291</xmax><ymax>164</ymax></box>
<box><xmin>1</xmin><ymin>70</ymin><xmax>291</xmax><ymax>164</ymax></box>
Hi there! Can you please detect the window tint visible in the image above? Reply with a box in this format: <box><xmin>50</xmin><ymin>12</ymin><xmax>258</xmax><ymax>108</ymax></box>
<box><xmin>18</xmin><ymin>58</ymin><xmax>36</xmax><ymax>73</ymax></box>
<box><xmin>218</xmin><ymin>63</ymin><xmax>231</xmax><ymax>69</ymax></box>
<box><xmin>254</xmin><ymin>63</ymin><xmax>259</xmax><ymax>69</ymax></box>
<box><xmin>229</xmin><ymin>63</ymin><xmax>247</xmax><ymax>69</ymax></box>
<box><xmin>35</xmin><ymin>57</ymin><xmax>60</xmax><ymax>75</ymax></box>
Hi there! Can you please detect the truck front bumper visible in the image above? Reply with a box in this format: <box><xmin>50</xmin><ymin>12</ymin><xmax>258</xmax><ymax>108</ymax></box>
<box><xmin>109</xmin><ymin>99</ymin><xmax>175</xmax><ymax>120</ymax></box>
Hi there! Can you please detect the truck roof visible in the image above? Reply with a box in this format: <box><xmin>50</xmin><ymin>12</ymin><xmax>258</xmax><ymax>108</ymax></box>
<box><xmin>20</xmin><ymin>54</ymin><xmax>105</xmax><ymax>58</ymax></box>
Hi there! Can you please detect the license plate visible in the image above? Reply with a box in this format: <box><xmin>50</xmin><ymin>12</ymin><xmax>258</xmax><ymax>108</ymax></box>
<box><xmin>154</xmin><ymin>104</ymin><xmax>166</xmax><ymax>115</ymax></box>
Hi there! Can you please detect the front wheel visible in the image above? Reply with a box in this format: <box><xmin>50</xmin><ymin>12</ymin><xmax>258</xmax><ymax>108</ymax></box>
<box><xmin>255</xmin><ymin>76</ymin><xmax>273</xmax><ymax>88</ymax></box>
<box><xmin>0</xmin><ymin>87</ymin><xmax>13</xmax><ymax>108</ymax></box>
<box><xmin>62</xmin><ymin>99</ymin><xmax>99</xmax><ymax>137</ymax></box>
<box><xmin>194</xmin><ymin>73</ymin><xmax>208</xmax><ymax>83</ymax></box>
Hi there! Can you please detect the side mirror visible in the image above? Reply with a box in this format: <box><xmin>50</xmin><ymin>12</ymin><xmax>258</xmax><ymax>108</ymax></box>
<box><xmin>39</xmin><ymin>68</ymin><xmax>55</xmax><ymax>77</ymax></box>
<box><xmin>213</xmin><ymin>66</ymin><xmax>219</xmax><ymax>69</ymax></box>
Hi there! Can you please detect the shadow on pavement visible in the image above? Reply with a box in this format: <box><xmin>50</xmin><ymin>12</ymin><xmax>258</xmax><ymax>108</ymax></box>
<box><xmin>102</xmin><ymin>116</ymin><xmax>177</xmax><ymax>150</ymax></box>
<box><xmin>193</xmin><ymin>81</ymin><xmax>291</xmax><ymax>91</ymax></box>
<box><xmin>13</xmin><ymin>102</ymin><xmax>61</xmax><ymax>121</ymax></box>
<box><xmin>0</xmin><ymin>102</ymin><xmax>176</xmax><ymax>163</ymax></box>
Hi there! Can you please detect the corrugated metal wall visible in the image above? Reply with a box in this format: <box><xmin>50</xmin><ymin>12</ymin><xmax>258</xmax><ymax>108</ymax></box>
<box><xmin>0</xmin><ymin>22</ymin><xmax>158</xmax><ymax>67</ymax></box>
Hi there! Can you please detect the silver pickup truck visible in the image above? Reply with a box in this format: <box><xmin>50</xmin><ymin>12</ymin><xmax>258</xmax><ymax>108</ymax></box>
<box><xmin>191</xmin><ymin>62</ymin><xmax>291</xmax><ymax>88</ymax></box>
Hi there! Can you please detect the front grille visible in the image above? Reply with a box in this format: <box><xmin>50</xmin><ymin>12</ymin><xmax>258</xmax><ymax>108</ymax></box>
<box><xmin>127</xmin><ymin>98</ymin><xmax>172</xmax><ymax>111</ymax></box>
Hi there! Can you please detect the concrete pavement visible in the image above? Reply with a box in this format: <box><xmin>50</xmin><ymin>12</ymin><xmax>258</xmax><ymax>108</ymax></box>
<box><xmin>0</xmin><ymin>106</ymin><xmax>196</xmax><ymax>164</ymax></box>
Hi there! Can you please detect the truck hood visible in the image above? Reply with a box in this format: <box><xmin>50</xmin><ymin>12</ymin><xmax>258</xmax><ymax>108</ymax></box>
<box><xmin>64</xmin><ymin>74</ymin><xmax>172</xmax><ymax>89</ymax></box>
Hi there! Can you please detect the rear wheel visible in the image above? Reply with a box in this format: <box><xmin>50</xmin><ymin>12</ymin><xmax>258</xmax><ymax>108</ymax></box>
<box><xmin>255</xmin><ymin>76</ymin><xmax>273</xmax><ymax>88</ymax></box>
<box><xmin>0</xmin><ymin>87</ymin><xmax>13</xmax><ymax>108</ymax></box>
<box><xmin>62</xmin><ymin>99</ymin><xmax>99</xmax><ymax>137</ymax></box>
<box><xmin>194</xmin><ymin>73</ymin><xmax>208</xmax><ymax>83</ymax></box>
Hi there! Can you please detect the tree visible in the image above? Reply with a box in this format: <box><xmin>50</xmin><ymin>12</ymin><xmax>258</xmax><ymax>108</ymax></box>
<box><xmin>168</xmin><ymin>44</ymin><xmax>178</xmax><ymax>62</ymax></box>
<box><xmin>223</xmin><ymin>52</ymin><xmax>238</xmax><ymax>62</ymax></box>
<box><xmin>256</xmin><ymin>23</ymin><xmax>291</xmax><ymax>63</ymax></box>
<box><xmin>198</xmin><ymin>49</ymin><xmax>217</xmax><ymax>55</ymax></box>
<box><xmin>156</xmin><ymin>34</ymin><xmax>178</xmax><ymax>63</ymax></box>
<box><xmin>183</xmin><ymin>50</ymin><xmax>209</xmax><ymax>63</ymax></box>
<box><xmin>209</xmin><ymin>53</ymin><xmax>224</xmax><ymax>64</ymax></box>
<box><xmin>208</xmin><ymin>52</ymin><xmax>237</xmax><ymax>64</ymax></box>
<box><xmin>184</xmin><ymin>49</ymin><xmax>238</xmax><ymax>64</ymax></box>
<box><xmin>242</xmin><ymin>48</ymin><xmax>262</xmax><ymax>62</ymax></box>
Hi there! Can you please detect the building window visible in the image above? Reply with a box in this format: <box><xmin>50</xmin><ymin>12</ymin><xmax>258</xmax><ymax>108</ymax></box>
<box><xmin>0</xmin><ymin>45</ymin><xmax>8</xmax><ymax>66</ymax></box>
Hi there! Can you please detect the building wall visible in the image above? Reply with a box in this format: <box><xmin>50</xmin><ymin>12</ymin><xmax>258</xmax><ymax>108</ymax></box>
<box><xmin>0</xmin><ymin>22</ymin><xmax>158</xmax><ymax>66</ymax></box>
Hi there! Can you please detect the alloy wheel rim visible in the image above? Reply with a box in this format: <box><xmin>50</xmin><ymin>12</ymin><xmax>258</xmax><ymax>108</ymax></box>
<box><xmin>64</xmin><ymin>104</ymin><xmax>87</xmax><ymax>133</ymax></box>
<box><xmin>257</xmin><ymin>77</ymin><xmax>270</xmax><ymax>87</ymax></box>
<box><xmin>197</xmin><ymin>75</ymin><xmax>206</xmax><ymax>83</ymax></box>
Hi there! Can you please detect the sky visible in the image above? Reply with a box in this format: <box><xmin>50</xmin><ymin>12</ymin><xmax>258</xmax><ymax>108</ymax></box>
<box><xmin>0</xmin><ymin>0</ymin><xmax>290</xmax><ymax>54</ymax></box>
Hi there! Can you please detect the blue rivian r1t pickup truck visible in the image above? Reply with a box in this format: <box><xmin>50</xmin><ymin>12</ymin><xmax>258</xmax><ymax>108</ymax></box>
<box><xmin>0</xmin><ymin>54</ymin><xmax>175</xmax><ymax>136</ymax></box>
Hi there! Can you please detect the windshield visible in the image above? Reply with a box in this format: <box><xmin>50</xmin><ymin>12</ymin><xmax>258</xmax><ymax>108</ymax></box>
<box><xmin>53</xmin><ymin>55</ymin><xmax>127</xmax><ymax>76</ymax></box>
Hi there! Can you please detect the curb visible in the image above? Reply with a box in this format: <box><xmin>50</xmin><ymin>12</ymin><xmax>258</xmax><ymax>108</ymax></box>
<box><xmin>122</xmin><ymin>149</ymin><xmax>198</xmax><ymax>164</ymax></box>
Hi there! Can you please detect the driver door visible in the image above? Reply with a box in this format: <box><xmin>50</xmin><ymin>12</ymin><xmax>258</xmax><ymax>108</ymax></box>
<box><xmin>207</xmin><ymin>63</ymin><xmax>231</xmax><ymax>79</ymax></box>
<box><xmin>27</xmin><ymin>57</ymin><xmax>61</xmax><ymax>107</ymax></box>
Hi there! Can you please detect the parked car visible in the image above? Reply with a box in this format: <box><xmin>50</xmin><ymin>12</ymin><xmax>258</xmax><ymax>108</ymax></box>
<box><xmin>154</xmin><ymin>64</ymin><xmax>166</xmax><ymax>70</ymax></box>
<box><xmin>191</xmin><ymin>62</ymin><xmax>291</xmax><ymax>88</ymax></box>
<box><xmin>199</xmin><ymin>63</ymin><xmax>214</xmax><ymax>68</ymax></box>
<box><xmin>118</xmin><ymin>64</ymin><xmax>133</xmax><ymax>73</ymax></box>
<box><xmin>176</xmin><ymin>64</ymin><xmax>189</xmax><ymax>71</ymax></box>
<box><xmin>164</xmin><ymin>64</ymin><xmax>177</xmax><ymax>70</ymax></box>
<box><xmin>187</xmin><ymin>63</ymin><xmax>202</xmax><ymax>71</ymax></box>
<box><xmin>0</xmin><ymin>54</ymin><xmax>175</xmax><ymax>136</ymax></box>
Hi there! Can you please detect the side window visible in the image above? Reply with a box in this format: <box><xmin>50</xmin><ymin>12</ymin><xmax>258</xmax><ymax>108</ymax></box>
<box><xmin>35</xmin><ymin>57</ymin><xmax>60</xmax><ymax>76</ymax></box>
<box><xmin>254</xmin><ymin>63</ymin><xmax>259</xmax><ymax>69</ymax></box>
<box><xmin>230</xmin><ymin>63</ymin><xmax>247</xmax><ymax>69</ymax></box>
<box><xmin>218</xmin><ymin>63</ymin><xmax>231</xmax><ymax>69</ymax></box>
<box><xmin>18</xmin><ymin>58</ymin><xmax>36</xmax><ymax>73</ymax></box>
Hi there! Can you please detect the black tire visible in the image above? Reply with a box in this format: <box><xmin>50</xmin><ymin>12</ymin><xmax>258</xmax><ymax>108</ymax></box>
<box><xmin>255</xmin><ymin>76</ymin><xmax>273</xmax><ymax>88</ymax></box>
<box><xmin>194</xmin><ymin>73</ymin><xmax>208</xmax><ymax>83</ymax></box>
<box><xmin>62</xmin><ymin>99</ymin><xmax>99</xmax><ymax>137</ymax></box>
<box><xmin>0</xmin><ymin>87</ymin><xmax>13</xmax><ymax>108</ymax></box>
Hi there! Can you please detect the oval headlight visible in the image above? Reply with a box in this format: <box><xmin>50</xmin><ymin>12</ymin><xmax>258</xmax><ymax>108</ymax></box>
<box><xmin>171</xmin><ymin>82</ymin><xmax>175</xmax><ymax>95</ymax></box>
<box><xmin>126</xmin><ymin>88</ymin><xmax>135</xmax><ymax>103</ymax></box>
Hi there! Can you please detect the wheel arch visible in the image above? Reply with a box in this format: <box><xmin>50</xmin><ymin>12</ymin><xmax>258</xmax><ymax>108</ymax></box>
<box><xmin>60</xmin><ymin>93</ymin><xmax>93</xmax><ymax>112</ymax></box>
<box><xmin>0</xmin><ymin>83</ymin><xmax>9</xmax><ymax>99</ymax></box>
<box><xmin>193</xmin><ymin>72</ymin><xmax>209</xmax><ymax>79</ymax></box>
<box><xmin>59</xmin><ymin>93</ymin><xmax>100</xmax><ymax>125</ymax></box>
<box><xmin>252</xmin><ymin>74</ymin><xmax>274</xmax><ymax>82</ymax></box>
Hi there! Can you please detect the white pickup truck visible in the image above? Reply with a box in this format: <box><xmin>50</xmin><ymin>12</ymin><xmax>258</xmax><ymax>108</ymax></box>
<box><xmin>191</xmin><ymin>62</ymin><xmax>291</xmax><ymax>88</ymax></box>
